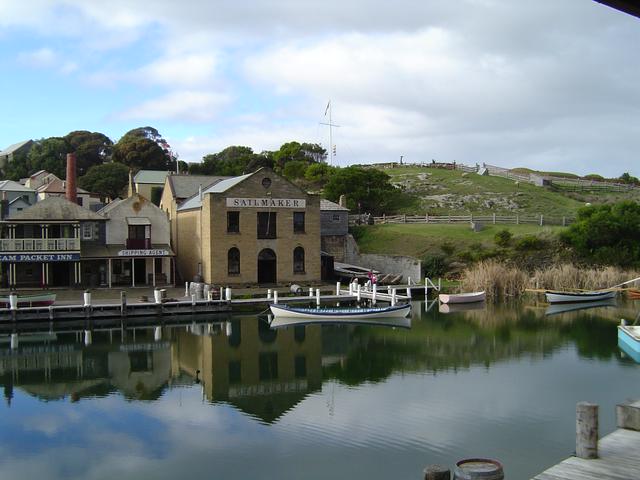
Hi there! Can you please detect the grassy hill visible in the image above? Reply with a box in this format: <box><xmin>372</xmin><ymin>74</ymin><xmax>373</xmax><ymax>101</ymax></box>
<box><xmin>381</xmin><ymin>166</ymin><xmax>639</xmax><ymax>217</ymax></box>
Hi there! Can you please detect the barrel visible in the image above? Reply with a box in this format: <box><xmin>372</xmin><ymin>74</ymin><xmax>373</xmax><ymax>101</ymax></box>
<box><xmin>290</xmin><ymin>284</ymin><xmax>303</xmax><ymax>295</ymax></box>
<box><xmin>453</xmin><ymin>459</ymin><xmax>503</xmax><ymax>480</ymax></box>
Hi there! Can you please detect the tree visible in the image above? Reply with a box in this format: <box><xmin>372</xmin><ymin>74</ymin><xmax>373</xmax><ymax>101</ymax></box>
<box><xmin>619</xmin><ymin>172</ymin><xmax>640</xmax><ymax>186</ymax></box>
<box><xmin>78</xmin><ymin>162</ymin><xmax>130</xmax><ymax>200</ymax></box>
<box><xmin>112</xmin><ymin>127</ymin><xmax>175</xmax><ymax>172</ymax></box>
<box><xmin>560</xmin><ymin>201</ymin><xmax>640</xmax><ymax>266</ymax></box>
<box><xmin>324</xmin><ymin>166</ymin><xmax>405</xmax><ymax>215</ymax></box>
<box><xmin>190</xmin><ymin>146</ymin><xmax>272</xmax><ymax>176</ymax></box>
<box><xmin>64</xmin><ymin>131</ymin><xmax>113</xmax><ymax>175</ymax></box>
<box><xmin>272</xmin><ymin>141</ymin><xmax>326</xmax><ymax>172</ymax></box>
<box><xmin>304</xmin><ymin>162</ymin><xmax>337</xmax><ymax>185</ymax></box>
<box><xmin>26</xmin><ymin>137</ymin><xmax>70</xmax><ymax>178</ymax></box>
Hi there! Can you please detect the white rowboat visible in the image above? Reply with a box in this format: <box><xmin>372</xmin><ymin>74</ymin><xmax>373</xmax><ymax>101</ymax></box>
<box><xmin>438</xmin><ymin>291</ymin><xmax>486</xmax><ymax>304</ymax></box>
<box><xmin>0</xmin><ymin>292</ymin><xmax>56</xmax><ymax>308</ymax></box>
<box><xmin>269</xmin><ymin>303</ymin><xmax>411</xmax><ymax>320</ymax></box>
<box><xmin>545</xmin><ymin>290</ymin><xmax>616</xmax><ymax>304</ymax></box>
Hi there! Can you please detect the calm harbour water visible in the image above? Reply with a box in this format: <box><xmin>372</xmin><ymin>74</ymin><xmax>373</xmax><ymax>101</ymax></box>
<box><xmin>1</xmin><ymin>298</ymin><xmax>639</xmax><ymax>480</ymax></box>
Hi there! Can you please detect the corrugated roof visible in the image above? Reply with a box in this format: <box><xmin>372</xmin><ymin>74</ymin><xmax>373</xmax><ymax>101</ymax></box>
<box><xmin>0</xmin><ymin>139</ymin><xmax>32</xmax><ymax>156</ymax></box>
<box><xmin>177</xmin><ymin>172</ymin><xmax>255</xmax><ymax>211</ymax></box>
<box><xmin>167</xmin><ymin>174</ymin><xmax>230</xmax><ymax>199</ymax></box>
<box><xmin>134</xmin><ymin>170</ymin><xmax>169</xmax><ymax>184</ymax></box>
<box><xmin>320</xmin><ymin>199</ymin><xmax>349</xmax><ymax>211</ymax></box>
<box><xmin>7</xmin><ymin>196</ymin><xmax>105</xmax><ymax>221</ymax></box>
<box><xmin>0</xmin><ymin>180</ymin><xmax>35</xmax><ymax>193</ymax></box>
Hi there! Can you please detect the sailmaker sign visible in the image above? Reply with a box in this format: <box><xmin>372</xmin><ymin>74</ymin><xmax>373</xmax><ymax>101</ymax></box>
<box><xmin>0</xmin><ymin>253</ymin><xmax>81</xmax><ymax>262</ymax></box>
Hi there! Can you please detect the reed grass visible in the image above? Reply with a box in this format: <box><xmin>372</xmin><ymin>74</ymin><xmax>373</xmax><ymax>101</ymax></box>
<box><xmin>460</xmin><ymin>261</ymin><xmax>639</xmax><ymax>299</ymax></box>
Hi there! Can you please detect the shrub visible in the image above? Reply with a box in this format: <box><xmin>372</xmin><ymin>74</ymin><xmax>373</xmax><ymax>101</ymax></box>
<box><xmin>440</xmin><ymin>242</ymin><xmax>455</xmax><ymax>255</ymax></box>
<box><xmin>494</xmin><ymin>229</ymin><xmax>513</xmax><ymax>247</ymax></box>
<box><xmin>422</xmin><ymin>254</ymin><xmax>449</xmax><ymax>277</ymax></box>
<box><xmin>515</xmin><ymin>235</ymin><xmax>545</xmax><ymax>251</ymax></box>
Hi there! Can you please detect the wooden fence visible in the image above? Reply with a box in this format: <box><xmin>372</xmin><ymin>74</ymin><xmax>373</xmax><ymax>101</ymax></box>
<box><xmin>349</xmin><ymin>213</ymin><xmax>573</xmax><ymax>226</ymax></box>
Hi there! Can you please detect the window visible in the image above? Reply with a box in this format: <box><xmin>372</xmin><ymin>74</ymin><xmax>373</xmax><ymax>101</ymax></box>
<box><xmin>259</xmin><ymin>353</ymin><xmax>278</xmax><ymax>381</ymax></box>
<box><xmin>332</xmin><ymin>214</ymin><xmax>340</xmax><ymax>222</ymax></box>
<box><xmin>82</xmin><ymin>222</ymin><xmax>93</xmax><ymax>240</ymax></box>
<box><xmin>293</xmin><ymin>212</ymin><xmax>305</xmax><ymax>233</ymax></box>
<box><xmin>293</xmin><ymin>246</ymin><xmax>305</xmax><ymax>274</ymax></box>
<box><xmin>228</xmin><ymin>361</ymin><xmax>242</xmax><ymax>384</ymax></box>
<box><xmin>228</xmin><ymin>247</ymin><xmax>240</xmax><ymax>275</ymax></box>
<box><xmin>295</xmin><ymin>355</ymin><xmax>307</xmax><ymax>378</ymax></box>
<box><xmin>227</xmin><ymin>211</ymin><xmax>239</xmax><ymax>233</ymax></box>
<box><xmin>257</xmin><ymin>212</ymin><xmax>276</xmax><ymax>239</ymax></box>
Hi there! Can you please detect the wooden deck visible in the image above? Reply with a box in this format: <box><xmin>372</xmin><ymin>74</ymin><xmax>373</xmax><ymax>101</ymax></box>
<box><xmin>532</xmin><ymin>428</ymin><xmax>640</xmax><ymax>479</ymax></box>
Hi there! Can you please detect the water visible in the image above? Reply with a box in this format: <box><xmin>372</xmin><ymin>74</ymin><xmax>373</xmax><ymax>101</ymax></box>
<box><xmin>1</xmin><ymin>299</ymin><xmax>639</xmax><ymax>479</ymax></box>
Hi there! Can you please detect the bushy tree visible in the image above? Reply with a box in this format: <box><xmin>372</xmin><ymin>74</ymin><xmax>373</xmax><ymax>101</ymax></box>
<box><xmin>190</xmin><ymin>146</ymin><xmax>271</xmax><ymax>176</ymax></box>
<box><xmin>26</xmin><ymin>137</ymin><xmax>70</xmax><ymax>178</ymax></box>
<box><xmin>65</xmin><ymin>130</ymin><xmax>113</xmax><ymax>175</ymax></box>
<box><xmin>324</xmin><ymin>166</ymin><xmax>405</xmax><ymax>215</ymax></box>
<box><xmin>560</xmin><ymin>201</ymin><xmax>640</xmax><ymax>266</ymax></box>
<box><xmin>112</xmin><ymin>127</ymin><xmax>175</xmax><ymax>172</ymax></box>
<box><xmin>272</xmin><ymin>141</ymin><xmax>326</xmax><ymax>172</ymax></box>
<box><xmin>78</xmin><ymin>162</ymin><xmax>130</xmax><ymax>200</ymax></box>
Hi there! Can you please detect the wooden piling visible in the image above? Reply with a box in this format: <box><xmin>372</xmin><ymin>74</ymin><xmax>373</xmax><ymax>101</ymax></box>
<box><xmin>576</xmin><ymin>401</ymin><xmax>598</xmax><ymax>459</ymax></box>
<box><xmin>423</xmin><ymin>464</ymin><xmax>450</xmax><ymax>480</ymax></box>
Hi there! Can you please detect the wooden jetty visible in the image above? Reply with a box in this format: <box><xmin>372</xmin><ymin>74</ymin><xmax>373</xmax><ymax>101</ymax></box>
<box><xmin>531</xmin><ymin>400</ymin><xmax>640</xmax><ymax>480</ymax></box>
<box><xmin>0</xmin><ymin>281</ymin><xmax>413</xmax><ymax>325</ymax></box>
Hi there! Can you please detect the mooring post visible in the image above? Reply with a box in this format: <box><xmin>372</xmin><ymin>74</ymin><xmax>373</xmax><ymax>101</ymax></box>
<box><xmin>226</xmin><ymin>287</ymin><xmax>232</xmax><ymax>301</ymax></box>
<box><xmin>423</xmin><ymin>464</ymin><xmax>450</xmax><ymax>480</ymax></box>
<box><xmin>424</xmin><ymin>277</ymin><xmax>428</xmax><ymax>296</ymax></box>
<box><xmin>273</xmin><ymin>290</ymin><xmax>279</xmax><ymax>304</ymax></box>
<box><xmin>576</xmin><ymin>401</ymin><xmax>599</xmax><ymax>459</ymax></box>
<box><xmin>309</xmin><ymin>287</ymin><xmax>313</xmax><ymax>298</ymax></box>
<box><xmin>348</xmin><ymin>283</ymin><xmax>353</xmax><ymax>295</ymax></box>
<box><xmin>191</xmin><ymin>294</ymin><xmax>197</xmax><ymax>306</ymax></box>
<box><xmin>154</xmin><ymin>326</ymin><xmax>162</xmax><ymax>342</ymax></box>
<box><xmin>84</xmin><ymin>330</ymin><xmax>92</xmax><ymax>346</ymax></box>
<box><xmin>316</xmin><ymin>288</ymin><xmax>321</xmax><ymax>306</ymax></box>
<box><xmin>9</xmin><ymin>292</ymin><xmax>18</xmax><ymax>311</ymax></box>
<box><xmin>267</xmin><ymin>289</ymin><xmax>272</xmax><ymax>299</ymax></box>
<box><xmin>185</xmin><ymin>281</ymin><xmax>189</xmax><ymax>297</ymax></box>
<box><xmin>372</xmin><ymin>284</ymin><xmax>377</xmax><ymax>305</ymax></box>
<box><xmin>10</xmin><ymin>333</ymin><xmax>18</xmax><ymax>350</ymax></box>
<box><xmin>391</xmin><ymin>288</ymin><xmax>397</xmax><ymax>306</ymax></box>
<box><xmin>357</xmin><ymin>284</ymin><xmax>361</xmax><ymax>302</ymax></box>
<box><xmin>336</xmin><ymin>282</ymin><xmax>341</xmax><ymax>296</ymax></box>
<box><xmin>407</xmin><ymin>285</ymin><xmax>412</xmax><ymax>299</ymax></box>
<box><xmin>120</xmin><ymin>292</ymin><xmax>127</xmax><ymax>317</ymax></box>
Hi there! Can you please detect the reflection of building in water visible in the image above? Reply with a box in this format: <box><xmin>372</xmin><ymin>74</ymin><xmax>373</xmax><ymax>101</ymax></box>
<box><xmin>174</xmin><ymin>317</ymin><xmax>322</xmax><ymax>423</ymax></box>
<box><xmin>0</xmin><ymin>330</ymin><xmax>173</xmax><ymax>404</ymax></box>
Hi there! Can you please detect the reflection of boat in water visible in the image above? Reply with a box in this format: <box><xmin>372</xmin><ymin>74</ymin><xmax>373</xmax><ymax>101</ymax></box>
<box><xmin>269</xmin><ymin>314</ymin><xmax>411</xmax><ymax>329</ymax></box>
<box><xmin>618</xmin><ymin>322</ymin><xmax>640</xmax><ymax>363</ymax></box>
<box><xmin>545</xmin><ymin>290</ymin><xmax>616</xmax><ymax>304</ymax></box>
<box><xmin>438</xmin><ymin>291</ymin><xmax>485</xmax><ymax>304</ymax></box>
<box><xmin>545</xmin><ymin>299</ymin><xmax>617</xmax><ymax>316</ymax></box>
<box><xmin>628</xmin><ymin>288</ymin><xmax>640</xmax><ymax>300</ymax></box>
<box><xmin>438</xmin><ymin>301</ymin><xmax>486</xmax><ymax>314</ymax></box>
<box><xmin>270</xmin><ymin>303</ymin><xmax>411</xmax><ymax>320</ymax></box>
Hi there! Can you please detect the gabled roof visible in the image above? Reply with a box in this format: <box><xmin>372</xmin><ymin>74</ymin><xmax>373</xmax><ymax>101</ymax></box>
<box><xmin>320</xmin><ymin>199</ymin><xmax>349</xmax><ymax>211</ymax></box>
<box><xmin>9</xmin><ymin>196</ymin><xmax>31</xmax><ymax>206</ymax></box>
<box><xmin>37</xmin><ymin>178</ymin><xmax>90</xmax><ymax>195</ymax></box>
<box><xmin>177</xmin><ymin>172</ymin><xmax>255</xmax><ymax>211</ymax></box>
<box><xmin>0</xmin><ymin>180</ymin><xmax>35</xmax><ymax>193</ymax></box>
<box><xmin>134</xmin><ymin>170</ymin><xmax>169</xmax><ymax>185</ymax></box>
<box><xmin>0</xmin><ymin>139</ymin><xmax>32</xmax><ymax>156</ymax></box>
<box><xmin>97</xmin><ymin>198</ymin><xmax>124</xmax><ymax>215</ymax></box>
<box><xmin>166</xmin><ymin>174</ymin><xmax>230</xmax><ymax>199</ymax></box>
<box><xmin>7</xmin><ymin>196</ymin><xmax>105</xmax><ymax>221</ymax></box>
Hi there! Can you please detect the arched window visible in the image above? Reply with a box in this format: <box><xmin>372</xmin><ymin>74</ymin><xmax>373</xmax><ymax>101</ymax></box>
<box><xmin>228</xmin><ymin>247</ymin><xmax>240</xmax><ymax>275</ymax></box>
<box><xmin>293</xmin><ymin>246</ymin><xmax>305</xmax><ymax>274</ymax></box>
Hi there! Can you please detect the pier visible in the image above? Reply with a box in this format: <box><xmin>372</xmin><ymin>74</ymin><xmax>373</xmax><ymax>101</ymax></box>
<box><xmin>0</xmin><ymin>281</ymin><xmax>413</xmax><ymax>325</ymax></box>
<box><xmin>531</xmin><ymin>400</ymin><xmax>640</xmax><ymax>480</ymax></box>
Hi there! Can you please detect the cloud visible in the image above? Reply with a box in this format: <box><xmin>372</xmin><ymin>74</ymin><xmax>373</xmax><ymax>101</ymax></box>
<box><xmin>118</xmin><ymin>90</ymin><xmax>231</xmax><ymax>122</ymax></box>
<box><xmin>17</xmin><ymin>47</ymin><xmax>78</xmax><ymax>74</ymax></box>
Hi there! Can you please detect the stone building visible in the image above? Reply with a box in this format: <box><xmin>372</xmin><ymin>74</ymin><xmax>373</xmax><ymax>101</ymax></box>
<box><xmin>320</xmin><ymin>198</ymin><xmax>349</xmax><ymax>262</ymax></box>
<box><xmin>129</xmin><ymin>170</ymin><xmax>169</xmax><ymax>202</ymax></box>
<box><xmin>175</xmin><ymin>168</ymin><xmax>321</xmax><ymax>285</ymax></box>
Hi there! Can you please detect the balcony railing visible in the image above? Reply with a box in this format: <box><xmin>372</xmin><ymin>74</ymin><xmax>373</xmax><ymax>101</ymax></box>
<box><xmin>0</xmin><ymin>238</ymin><xmax>80</xmax><ymax>252</ymax></box>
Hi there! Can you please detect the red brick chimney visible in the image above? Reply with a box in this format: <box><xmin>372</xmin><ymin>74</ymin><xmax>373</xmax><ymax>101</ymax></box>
<box><xmin>66</xmin><ymin>152</ymin><xmax>77</xmax><ymax>204</ymax></box>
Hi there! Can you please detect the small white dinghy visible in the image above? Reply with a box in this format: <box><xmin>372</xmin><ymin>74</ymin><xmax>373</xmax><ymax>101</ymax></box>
<box><xmin>269</xmin><ymin>303</ymin><xmax>411</xmax><ymax>320</ymax></box>
<box><xmin>438</xmin><ymin>291</ymin><xmax>486</xmax><ymax>304</ymax></box>
<box><xmin>545</xmin><ymin>290</ymin><xmax>616</xmax><ymax>304</ymax></box>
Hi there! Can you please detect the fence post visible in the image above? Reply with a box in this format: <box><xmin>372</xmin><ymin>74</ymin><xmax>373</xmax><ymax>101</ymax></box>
<box><xmin>426</xmin><ymin>213</ymin><xmax>429</xmax><ymax>223</ymax></box>
<box><xmin>540</xmin><ymin>214</ymin><xmax>543</xmax><ymax>226</ymax></box>
<box><xmin>516</xmin><ymin>214</ymin><xmax>519</xmax><ymax>225</ymax></box>
<box><xmin>493</xmin><ymin>213</ymin><xmax>496</xmax><ymax>224</ymax></box>
<box><xmin>403</xmin><ymin>214</ymin><xmax>407</xmax><ymax>223</ymax></box>
<box><xmin>576</xmin><ymin>402</ymin><xmax>598</xmax><ymax>459</ymax></box>
<box><xmin>562</xmin><ymin>216</ymin><xmax>566</xmax><ymax>227</ymax></box>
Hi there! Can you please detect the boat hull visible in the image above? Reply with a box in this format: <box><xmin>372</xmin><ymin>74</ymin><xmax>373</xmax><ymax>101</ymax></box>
<box><xmin>545</xmin><ymin>290</ymin><xmax>616</xmax><ymax>304</ymax></box>
<box><xmin>0</xmin><ymin>293</ymin><xmax>57</xmax><ymax>308</ymax></box>
<box><xmin>618</xmin><ymin>325</ymin><xmax>640</xmax><ymax>355</ymax></box>
<box><xmin>438</xmin><ymin>291</ymin><xmax>486</xmax><ymax>304</ymax></box>
<box><xmin>270</xmin><ymin>315</ymin><xmax>411</xmax><ymax>329</ymax></box>
<box><xmin>269</xmin><ymin>303</ymin><xmax>411</xmax><ymax>320</ymax></box>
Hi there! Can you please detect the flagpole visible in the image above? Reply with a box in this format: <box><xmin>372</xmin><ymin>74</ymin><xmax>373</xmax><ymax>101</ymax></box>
<box><xmin>320</xmin><ymin>100</ymin><xmax>340</xmax><ymax>166</ymax></box>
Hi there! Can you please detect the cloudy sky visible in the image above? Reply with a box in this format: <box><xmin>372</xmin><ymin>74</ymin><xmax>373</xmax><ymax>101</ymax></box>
<box><xmin>1</xmin><ymin>0</ymin><xmax>639</xmax><ymax>176</ymax></box>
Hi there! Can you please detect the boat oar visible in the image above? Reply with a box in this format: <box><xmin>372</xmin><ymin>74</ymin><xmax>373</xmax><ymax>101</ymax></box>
<box><xmin>609</xmin><ymin>275</ymin><xmax>640</xmax><ymax>290</ymax></box>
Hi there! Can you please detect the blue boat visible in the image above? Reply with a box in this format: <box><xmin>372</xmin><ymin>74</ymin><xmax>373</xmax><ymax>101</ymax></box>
<box><xmin>618</xmin><ymin>323</ymin><xmax>640</xmax><ymax>361</ymax></box>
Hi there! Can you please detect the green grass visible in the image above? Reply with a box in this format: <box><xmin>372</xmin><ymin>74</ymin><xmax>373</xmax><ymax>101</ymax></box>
<box><xmin>353</xmin><ymin>223</ymin><xmax>565</xmax><ymax>258</ymax></box>
<box><xmin>384</xmin><ymin>166</ymin><xmax>584</xmax><ymax>216</ymax></box>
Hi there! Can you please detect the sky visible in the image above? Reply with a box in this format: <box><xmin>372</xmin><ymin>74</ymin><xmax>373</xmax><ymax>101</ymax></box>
<box><xmin>0</xmin><ymin>0</ymin><xmax>639</xmax><ymax>177</ymax></box>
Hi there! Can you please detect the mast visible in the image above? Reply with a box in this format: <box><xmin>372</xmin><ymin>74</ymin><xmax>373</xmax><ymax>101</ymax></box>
<box><xmin>320</xmin><ymin>100</ymin><xmax>340</xmax><ymax>165</ymax></box>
